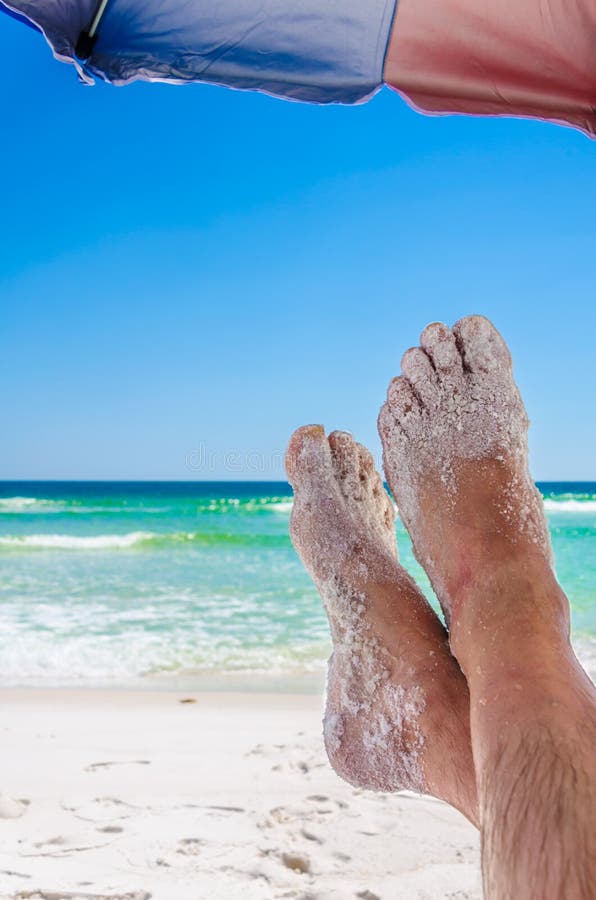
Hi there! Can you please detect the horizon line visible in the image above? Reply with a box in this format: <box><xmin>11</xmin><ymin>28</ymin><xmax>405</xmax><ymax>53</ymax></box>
<box><xmin>0</xmin><ymin>478</ymin><xmax>594</xmax><ymax>485</ymax></box>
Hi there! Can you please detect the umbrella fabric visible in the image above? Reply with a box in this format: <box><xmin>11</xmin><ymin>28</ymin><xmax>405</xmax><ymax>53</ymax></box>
<box><xmin>384</xmin><ymin>0</ymin><xmax>596</xmax><ymax>137</ymax></box>
<box><xmin>0</xmin><ymin>0</ymin><xmax>397</xmax><ymax>103</ymax></box>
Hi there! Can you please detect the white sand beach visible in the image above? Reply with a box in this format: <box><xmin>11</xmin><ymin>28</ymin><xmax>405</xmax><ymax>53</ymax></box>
<box><xmin>0</xmin><ymin>689</ymin><xmax>481</xmax><ymax>900</ymax></box>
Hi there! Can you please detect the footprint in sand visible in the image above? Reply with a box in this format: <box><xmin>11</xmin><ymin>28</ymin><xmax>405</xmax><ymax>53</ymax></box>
<box><xmin>62</xmin><ymin>796</ymin><xmax>139</xmax><ymax>823</ymax></box>
<box><xmin>176</xmin><ymin>838</ymin><xmax>204</xmax><ymax>857</ymax></box>
<box><xmin>306</xmin><ymin>794</ymin><xmax>348</xmax><ymax>810</ymax></box>
<box><xmin>261</xmin><ymin>801</ymin><xmax>340</xmax><ymax>832</ymax></box>
<box><xmin>19</xmin><ymin>828</ymin><xmax>118</xmax><ymax>859</ymax></box>
<box><xmin>280</xmin><ymin>851</ymin><xmax>311</xmax><ymax>874</ymax></box>
<box><xmin>85</xmin><ymin>760</ymin><xmax>151</xmax><ymax>773</ymax></box>
<box><xmin>33</xmin><ymin>836</ymin><xmax>68</xmax><ymax>849</ymax></box>
<box><xmin>13</xmin><ymin>892</ymin><xmax>151</xmax><ymax>899</ymax></box>
<box><xmin>0</xmin><ymin>866</ymin><xmax>31</xmax><ymax>879</ymax></box>
<box><xmin>0</xmin><ymin>794</ymin><xmax>29</xmax><ymax>818</ymax></box>
<box><xmin>199</xmin><ymin>804</ymin><xmax>245</xmax><ymax>814</ymax></box>
<box><xmin>262</xmin><ymin>805</ymin><xmax>307</xmax><ymax>826</ymax></box>
<box><xmin>301</xmin><ymin>826</ymin><xmax>325</xmax><ymax>844</ymax></box>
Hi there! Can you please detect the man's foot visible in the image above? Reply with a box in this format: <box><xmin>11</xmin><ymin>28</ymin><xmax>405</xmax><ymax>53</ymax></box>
<box><xmin>377</xmin><ymin>315</ymin><xmax>569</xmax><ymax>666</ymax></box>
<box><xmin>286</xmin><ymin>425</ymin><xmax>478</xmax><ymax>824</ymax></box>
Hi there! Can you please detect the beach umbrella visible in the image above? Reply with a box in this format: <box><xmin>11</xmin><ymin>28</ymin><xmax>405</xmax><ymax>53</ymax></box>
<box><xmin>2</xmin><ymin>0</ymin><xmax>595</xmax><ymax>134</ymax></box>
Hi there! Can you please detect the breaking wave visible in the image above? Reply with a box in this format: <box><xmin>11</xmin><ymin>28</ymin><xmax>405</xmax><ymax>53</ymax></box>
<box><xmin>0</xmin><ymin>530</ymin><xmax>289</xmax><ymax>551</ymax></box>
<box><xmin>543</xmin><ymin>498</ymin><xmax>596</xmax><ymax>513</ymax></box>
<box><xmin>0</xmin><ymin>495</ymin><xmax>293</xmax><ymax>515</ymax></box>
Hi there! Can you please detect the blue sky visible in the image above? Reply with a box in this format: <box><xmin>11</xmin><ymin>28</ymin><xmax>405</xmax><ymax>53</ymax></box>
<box><xmin>0</xmin><ymin>14</ymin><xmax>594</xmax><ymax>481</ymax></box>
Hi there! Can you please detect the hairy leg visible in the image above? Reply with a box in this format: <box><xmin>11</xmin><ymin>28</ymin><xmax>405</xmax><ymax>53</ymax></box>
<box><xmin>378</xmin><ymin>315</ymin><xmax>596</xmax><ymax>898</ymax></box>
<box><xmin>286</xmin><ymin>425</ymin><xmax>478</xmax><ymax>823</ymax></box>
<box><xmin>479</xmin><ymin>657</ymin><xmax>595</xmax><ymax>895</ymax></box>
<box><xmin>461</xmin><ymin>564</ymin><xmax>596</xmax><ymax>898</ymax></box>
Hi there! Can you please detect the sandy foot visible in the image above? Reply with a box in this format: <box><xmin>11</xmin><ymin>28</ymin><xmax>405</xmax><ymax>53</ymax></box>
<box><xmin>378</xmin><ymin>315</ymin><xmax>553</xmax><ymax>632</ymax></box>
<box><xmin>286</xmin><ymin>426</ymin><xmax>477</xmax><ymax>821</ymax></box>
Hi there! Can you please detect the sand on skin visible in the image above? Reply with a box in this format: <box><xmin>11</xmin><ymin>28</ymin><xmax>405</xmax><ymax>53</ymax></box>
<box><xmin>0</xmin><ymin>688</ymin><xmax>480</xmax><ymax>900</ymax></box>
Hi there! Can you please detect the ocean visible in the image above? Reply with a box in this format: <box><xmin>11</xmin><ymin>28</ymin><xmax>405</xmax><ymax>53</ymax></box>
<box><xmin>0</xmin><ymin>481</ymin><xmax>594</xmax><ymax>688</ymax></box>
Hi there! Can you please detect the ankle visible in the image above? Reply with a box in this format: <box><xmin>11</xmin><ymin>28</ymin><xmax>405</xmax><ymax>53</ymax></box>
<box><xmin>449</xmin><ymin>557</ymin><xmax>571</xmax><ymax>674</ymax></box>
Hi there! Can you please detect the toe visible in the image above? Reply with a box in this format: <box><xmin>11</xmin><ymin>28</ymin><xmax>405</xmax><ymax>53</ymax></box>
<box><xmin>328</xmin><ymin>430</ymin><xmax>359</xmax><ymax>479</ymax></box>
<box><xmin>420</xmin><ymin>322</ymin><xmax>464</xmax><ymax>378</ymax></box>
<box><xmin>401</xmin><ymin>347</ymin><xmax>439</xmax><ymax>408</ymax></box>
<box><xmin>382</xmin><ymin>493</ymin><xmax>396</xmax><ymax>532</ymax></box>
<box><xmin>385</xmin><ymin>376</ymin><xmax>422</xmax><ymax>434</ymax></box>
<box><xmin>356</xmin><ymin>442</ymin><xmax>378</xmax><ymax>494</ymax></box>
<box><xmin>356</xmin><ymin>441</ymin><xmax>375</xmax><ymax>478</ymax></box>
<box><xmin>355</xmin><ymin>442</ymin><xmax>395</xmax><ymax>527</ymax></box>
<box><xmin>285</xmin><ymin>425</ymin><xmax>330</xmax><ymax>487</ymax></box>
<box><xmin>453</xmin><ymin>315</ymin><xmax>512</xmax><ymax>374</ymax></box>
<box><xmin>377</xmin><ymin>401</ymin><xmax>404</xmax><ymax>445</ymax></box>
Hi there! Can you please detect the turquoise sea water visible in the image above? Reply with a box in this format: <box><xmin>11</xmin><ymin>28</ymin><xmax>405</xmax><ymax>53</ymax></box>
<box><xmin>0</xmin><ymin>481</ymin><xmax>594</xmax><ymax>687</ymax></box>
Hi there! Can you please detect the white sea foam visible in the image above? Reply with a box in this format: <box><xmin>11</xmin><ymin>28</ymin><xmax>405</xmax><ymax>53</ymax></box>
<box><xmin>543</xmin><ymin>499</ymin><xmax>596</xmax><ymax>513</ymax></box>
<box><xmin>0</xmin><ymin>496</ymin><xmax>174</xmax><ymax>515</ymax></box>
<box><xmin>0</xmin><ymin>497</ymin><xmax>63</xmax><ymax>513</ymax></box>
<box><xmin>0</xmin><ymin>531</ymin><xmax>154</xmax><ymax>550</ymax></box>
<box><xmin>0</xmin><ymin>497</ymin><xmax>38</xmax><ymax>510</ymax></box>
<box><xmin>0</xmin><ymin>624</ymin><xmax>329</xmax><ymax>686</ymax></box>
<box><xmin>0</xmin><ymin>494</ymin><xmax>295</xmax><ymax>517</ymax></box>
<box><xmin>266</xmin><ymin>500</ymin><xmax>293</xmax><ymax>513</ymax></box>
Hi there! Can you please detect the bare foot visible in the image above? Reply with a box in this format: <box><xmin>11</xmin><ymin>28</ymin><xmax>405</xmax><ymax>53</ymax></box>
<box><xmin>377</xmin><ymin>315</ymin><xmax>569</xmax><ymax>662</ymax></box>
<box><xmin>286</xmin><ymin>425</ymin><xmax>477</xmax><ymax>824</ymax></box>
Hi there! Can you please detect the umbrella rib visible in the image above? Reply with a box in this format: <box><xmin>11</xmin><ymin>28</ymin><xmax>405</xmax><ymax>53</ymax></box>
<box><xmin>75</xmin><ymin>0</ymin><xmax>110</xmax><ymax>59</ymax></box>
<box><xmin>89</xmin><ymin>0</ymin><xmax>110</xmax><ymax>37</ymax></box>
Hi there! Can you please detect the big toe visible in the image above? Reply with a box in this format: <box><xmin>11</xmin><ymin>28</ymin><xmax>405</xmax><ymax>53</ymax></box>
<box><xmin>420</xmin><ymin>322</ymin><xmax>464</xmax><ymax>378</ymax></box>
<box><xmin>453</xmin><ymin>315</ymin><xmax>512</xmax><ymax>374</ymax></box>
<box><xmin>329</xmin><ymin>431</ymin><xmax>379</xmax><ymax>504</ymax></box>
<box><xmin>285</xmin><ymin>425</ymin><xmax>330</xmax><ymax>487</ymax></box>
